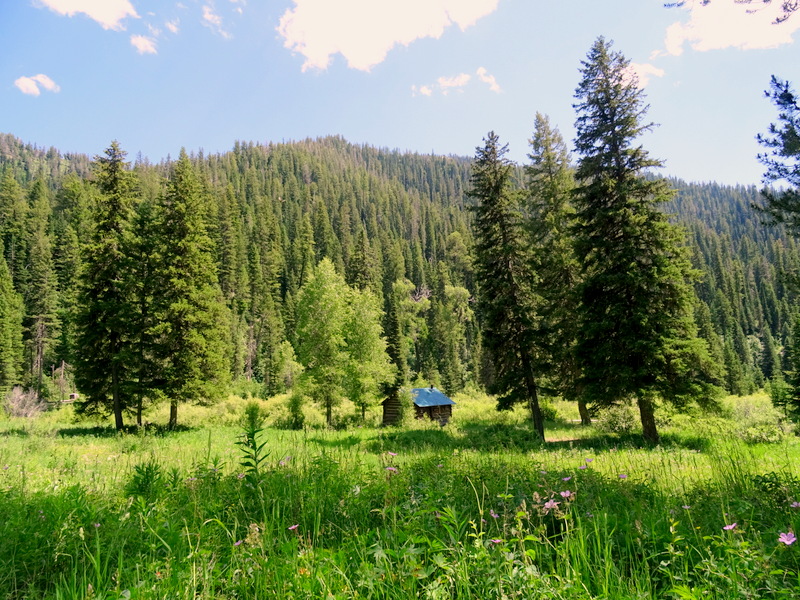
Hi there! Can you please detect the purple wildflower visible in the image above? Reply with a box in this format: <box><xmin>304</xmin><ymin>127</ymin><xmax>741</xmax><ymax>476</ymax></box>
<box><xmin>543</xmin><ymin>499</ymin><xmax>560</xmax><ymax>510</ymax></box>
<box><xmin>288</xmin><ymin>524</ymin><xmax>299</xmax><ymax>531</ymax></box>
<box><xmin>579</xmin><ymin>465</ymin><xmax>587</xmax><ymax>470</ymax></box>
<box><xmin>93</xmin><ymin>523</ymin><xmax>100</xmax><ymax>528</ymax></box>
<box><xmin>234</xmin><ymin>540</ymin><xmax>243</xmax><ymax>546</ymax></box>
<box><xmin>562</xmin><ymin>476</ymin><xmax>572</xmax><ymax>482</ymax></box>
<box><xmin>682</xmin><ymin>505</ymin><xmax>691</xmax><ymax>510</ymax></box>
<box><xmin>791</xmin><ymin>502</ymin><xmax>800</xmax><ymax>508</ymax></box>
<box><xmin>490</xmin><ymin>509</ymin><xmax>499</xmax><ymax>519</ymax></box>
<box><xmin>779</xmin><ymin>532</ymin><xmax>797</xmax><ymax>546</ymax></box>
<box><xmin>490</xmin><ymin>539</ymin><xmax>503</xmax><ymax>544</ymax></box>
<box><xmin>387</xmin><ymin>452</ymin><xmax>398</xmax><ymax>457</ymax></box>
<box><xmin>560</xmin><ymin>490</ymin><xmax>573</xmax><ymax>499</ymax></box>
<box><xmin>385</xmin><ymin>466</ymin><xmax>397</xmax><ymax>473</ymax></box>
<box><xmin>723</xmin><ymin>523</ymin><xmax>737</xmax><ymax>531</ymax></box>
<box><xmin>585</xmin><ymin>458</ymin><xmax>594</xmax><ymax>463</ymax></box>
<box><xmin>618</xmin><ymin>474</ymin><xmax>627</xmax><ymax>479</ymax></box>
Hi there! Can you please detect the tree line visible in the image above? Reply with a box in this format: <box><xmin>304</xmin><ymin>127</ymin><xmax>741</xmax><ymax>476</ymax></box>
<box><xmin>0</xmin><ymin>40</ymin><xmax>797</xmax><ymax>433</ymax></box>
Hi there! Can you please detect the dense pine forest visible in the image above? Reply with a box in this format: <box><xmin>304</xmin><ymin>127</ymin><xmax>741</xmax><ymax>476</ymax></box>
<box><xmin>0</xmin><ymin>125</ymin><xmax>797</xmax><ymax>428</ymax></box>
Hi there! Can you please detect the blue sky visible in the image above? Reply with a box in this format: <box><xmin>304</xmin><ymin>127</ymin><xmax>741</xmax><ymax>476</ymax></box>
<box><xmin>2</xmin><ymin>0</ymin><xmax>798</xmax><ymax>185</ymax></box>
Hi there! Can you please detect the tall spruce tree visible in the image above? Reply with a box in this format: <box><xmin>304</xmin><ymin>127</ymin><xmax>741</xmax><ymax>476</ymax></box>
<box><xmin>470</xmin><ymin>131</ymin><xmax>546</xmax><ymax>439</ymax></box>
<box><xmin>151</xmin><ymin>150</ymin><xmax>230</xmax><ymax>429</ymax></box>
<box><xmin>572</xmin><ymin>38</ymin><xmax>719</xmax><ymax>444</ymax></box>
<box><xmin>74</xmin><ymin>142</ymin><xmax>136</xmax><ymax>429</ymax></box>
<box><xmin>0</xmin><ymin>251</ymin><xmax>24</xmax><ymax>391</ymax></box>
<box><xmin>525</xmin><ymin>113</ymin><xmax>588</xmax><ymax>423</ymax></box>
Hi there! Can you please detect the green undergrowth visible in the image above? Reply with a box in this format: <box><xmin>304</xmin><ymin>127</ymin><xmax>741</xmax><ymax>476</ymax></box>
<box><xmin>2</xmin><ymin>396</ymin><xmax>800</xmax><ymax>599</ymax></box>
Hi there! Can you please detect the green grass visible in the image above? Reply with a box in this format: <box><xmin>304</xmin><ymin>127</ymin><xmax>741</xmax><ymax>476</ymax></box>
<box><xmin>2</xmin><ymin>393</ymin><xmax>800</xmax><ymax>599</ymax></box>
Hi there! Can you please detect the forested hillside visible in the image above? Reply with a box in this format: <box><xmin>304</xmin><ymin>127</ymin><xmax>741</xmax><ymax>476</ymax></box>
<box><xmin>0</xmin><ymin>131</ymin><xmax>795</xmax><ymax>424</ymax></box>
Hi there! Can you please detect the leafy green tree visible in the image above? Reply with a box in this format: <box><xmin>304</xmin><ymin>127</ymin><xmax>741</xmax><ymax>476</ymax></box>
<box><xmin>294</xmin><ymin>258</ymin><xmax>350</xmax><ymax>426</ymax></box>
<box><xmin>343</xmin><ymin>287</ymin><xmax>392</xmax><ymax>420</ymax></box>
<box><xmin>572</xmin><ymin>38</ymin><xmax>719</xmax><ymax>443</ymax></box>
<box><xmin>152</xmin><ymin>151</ymin><xmax>231</xmax><ymax>428</ymax></box>
<box><xmin>470</xmin><ymin>131</ymin><xmax>546</xmax><ymax>439</ymax></box>
<box><xmin>74</xmin><ymin>142</ymin><xmax>136</xmax><ymax>429</ymax></box>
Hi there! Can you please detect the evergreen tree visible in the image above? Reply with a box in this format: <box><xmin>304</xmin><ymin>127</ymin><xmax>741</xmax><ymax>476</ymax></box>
<box><xmin>0</xmin><ymin>251</ymin><xmax>24</xmax><ymax>391</ymax></box>
<box><xmin>74</xmin><ymin>142</ymin><xmax>136</xmax><ymax>429</ymax></box>
<box><xmin>572</xmin><ymin>38</ymin><xmax>719</xmax><ymax>443</ymax></box>
<box><xmin>151</xmin><ymin>150</ymin><xmax>231</xmax><ymax>429</ymax></box>
<box><xmin>470</xmin><ymin>131</ymin><xmax>546</xmax><ymax>439</ymax></box>
<box><xmin>524</xmin><ymin>113</ymin><xmax>588</xmax><ymax>422</ymax></box>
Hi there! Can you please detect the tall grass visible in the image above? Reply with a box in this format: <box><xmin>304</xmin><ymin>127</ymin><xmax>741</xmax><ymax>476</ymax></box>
<box><xmin>1</xmin><ymin>393</ymin><xmax>800</xmax><ymax>598</ymax></box>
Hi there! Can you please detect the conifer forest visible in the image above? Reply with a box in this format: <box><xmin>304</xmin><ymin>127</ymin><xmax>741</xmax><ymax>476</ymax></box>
<box><xmin>0</xmin><ymin>39</ymin><xmax>798</xmax><ymax>439</ymax></box>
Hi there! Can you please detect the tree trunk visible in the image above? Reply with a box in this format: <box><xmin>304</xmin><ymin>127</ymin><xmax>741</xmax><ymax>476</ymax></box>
<box><xmin>168</xmin><ymin>400</ymin><xmax>178</xmax><ymax>430</ymax></box>
<box><xmin>136</xmin><ymin>396</ymin><xmax>143</xmax><ymax>428</ymax></box>
<box><xmin>111</xmin><ymin>363</ymin><xmax>124</xmax><ymax>431</ymax></box>
<box><xmin>578</xmin><ymin>400</ymin><xmax>592</xmax><ymax>426</ymax></box>
<box><xmin>637</xmin><ymin>395</ymin><xmax>659</xmax><ymax>445</ymax></box>
<box><xmin>521</xmin><ymin>355</ymin><xmax>545</xmax><ymax>440</ymax></box>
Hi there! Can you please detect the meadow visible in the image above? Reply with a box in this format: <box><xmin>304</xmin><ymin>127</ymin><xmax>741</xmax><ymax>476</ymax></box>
<box><xmin>2</xmin><ymin>392</ymin><xmax>800</xmax><ymax>599</ymax></box>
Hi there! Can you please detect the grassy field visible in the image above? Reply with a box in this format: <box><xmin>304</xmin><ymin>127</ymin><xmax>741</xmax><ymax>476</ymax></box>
<box><xmin>2</xmin><ymin>391</ymin><xmax>800</xmax><ymax>599</ymax></box>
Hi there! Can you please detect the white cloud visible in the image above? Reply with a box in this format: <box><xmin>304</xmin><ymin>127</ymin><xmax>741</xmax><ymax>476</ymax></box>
<box><xmin>414</xmin><ymin>67</ymin><xmax>501</xmax><ymax>97</ymax></box>
<box><xmin>14</xmin><ymin>74</ymin><xmax>61</xmax><ymax>96</ymax></box>
<box><xmin>277</xmin><ymin>0</ymin><xmax>500</xmax><ymax>72</ymax></box>
<box><xmin>131</xmin><ymin>34</ymin><xmax>158</xmax><ymax>54</ymax></box>
<box><xmin>36</xmin><ymin>0</ymin><xmax>138</xmax><ymax>31</ymax></box>
<box><xmin>166</xmin><ymin>19</ymin><xmax>180</xmax><ymax>34</ymax></box>
<box><xmin>476</xmin><ymin>66</ymin><xmax>501</xmax><ymax>93</ymax></box>
<box><xmin>203</xmin><ymin>4</ymin><xmax>231</xmax><ymax>38</ymax></box>
<box><xmin>628</xmin><ymin>62</ymin><xmax>665</xmax><ymax>88</ymax></box>
<box><xmin>438</xmin><ymin>73</ymin><xmax>471</xmax><ymax>94</ymax></box>
<box><xmin>657</xmin><ymin>1</ymin><xmax>799</xmax><ymax>56</ymax></box>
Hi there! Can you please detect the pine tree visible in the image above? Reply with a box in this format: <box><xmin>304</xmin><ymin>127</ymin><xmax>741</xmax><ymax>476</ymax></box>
<box><xmin>151</xmin><ymin>150</ymin><xmax>231</xmax><ymax>429</ymax></box>
<box><xmin>524</xmin><ymin>113</ymin><xmax>587</xmax><ymax>422</ymax></box>
<box><xmin>74</xmin><ymin>142</ymin><xmax>136</xmax><ymax>429</ymax></box>
<box><xmin>0</xmin><ymin>251</ymin><xmax>24</xmax><ymax>391</ymax></box>
<box><xmin>572</xmin><ymin>38</ymin><xmax>719</xmax><ymax>444</ymax></box>
<box><xmin>470</xmin><ymin>131</ymin><xmax>546</xmax><ymax>439</ymax></box>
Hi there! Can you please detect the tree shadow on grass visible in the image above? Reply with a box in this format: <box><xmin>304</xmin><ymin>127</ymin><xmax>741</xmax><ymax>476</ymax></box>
<box><xmin>308</xmin><ymin>434</ymin><xmax>363</xmax><ymax>449</ymax></box>
<box><xmin>56</xmin><ymin>423</ymin><xmax>195</xmax><ymax>438</ymax></box>
<box><xmin>364</xmin><ymin>420</ymin><xmax>713</xmax><ymax>454</ymax></box>
<box><xmin>0</xmin><ymin>428</ymin><xmax>30</xmax><ymax>437</ymax></box>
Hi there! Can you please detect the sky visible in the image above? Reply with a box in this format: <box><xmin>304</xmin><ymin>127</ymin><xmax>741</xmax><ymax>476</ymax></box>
<box><xmin>1</xmin><ymin>0</ymin><xmax>799</xmax><ymax>185</ymax></box>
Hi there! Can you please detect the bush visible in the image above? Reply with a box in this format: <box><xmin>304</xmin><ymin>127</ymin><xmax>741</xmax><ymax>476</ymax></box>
<box><xmin>595</xmin><ymin>402</ymin><xmax>641</xmax><ymax>435</ymax></box>
<box><xmin>4</xmin><ymin>386</ymin><xmax>46</xmax><ymax>418</ymax></box>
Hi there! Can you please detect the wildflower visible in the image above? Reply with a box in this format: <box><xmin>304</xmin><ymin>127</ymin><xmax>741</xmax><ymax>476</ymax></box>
<box><xmin>490</xmin><ymin>509</ymin><xmax>499</xmax><ymax>519</ymax></box>
<box><xmin>682</xmin><ymin>505</ymin><xmax>691</xmax><ymax>510</ymax></box>
<box><xmin>234</xmin><ymin>540</ymin><xmax>243</xmax><ymax>546</ymax></box>
<box><xmin>562</xmin><ymin>476</ymin><xmax>572</xmax><ymax>482</ymax></box>
<box><xmin>791</xmin><ymin>502</ymin><xmax>800</xmax><ymax>508</ymax></box>
<box><xmin>385</xmin><ymin>466</ymin><xmax>397</xmax><ymax>473</ymax></box>
<box><xmin>436</xmin><ymin>464</ymin><xmax>443</xmax><ymax>468</ymax></box>
<box><xmin>2</xmin><ymin>465</ymin><xmax>8</xmax><ymax>470</ymax></box>
<box><xmin>579</xmin><ymin>465</ymin><xmax>587</xmax><ymax>470</ymax></box>
<box><xmin>723</xmin><ymin>523</ymin><xmax>737</xmax><ymax>531</ymax></box>
<box><xmin>560</xmin><ymin>490</ymin><xmax>573</xmax><ymax>499</ymax></box>
<box><xmin>543</xmin><ymin>499</ymin><xmax>560</xmax><ymax>510</ymax></box>
<box><xmin>779</xmin><ymin>532</ymin><xmax>797</xmax><ymax>546</ymax></box>
<box><xmin>288</xmin><ymin>524</ymin><xmax>299</xmax><ymax>531</ymax></box>
<box><xmin>387</xmin><ymin>452</ymin><xmax>397</xmax><ymax>457</ymax></box>
<box><xmin>540</xmin><ymin>470</ymin><xmax>547</xmax><ymax>475</ymax></box>
<box><xmin>618</xmin><ymin>474</ymin><xmax>627</xmax><ymax>479</ymax></box>
<box><xmin>237</xmin><ymin>473</ymin><xmax>246</xmax><ymax>479</ymax></box>
<box><xmin>585</xmin><ymin>458</ymin><xmax>594</xmax><ymax>463</ymax></box>
<box><xmin>490</xmin><ymin>539</ymin><xmax>503</xmax><ymax>544</ymax></box>
<box><xmin>93</xmin><ymin>523</ymin><xmax>100</xmax><ymax>528</ymax></box>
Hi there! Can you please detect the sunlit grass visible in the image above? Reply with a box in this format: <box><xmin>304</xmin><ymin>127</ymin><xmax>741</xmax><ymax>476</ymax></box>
<box><xmin>2</xmin><ymin>391</ymin><xmax>800</xmax><ymax>598</ymax></box>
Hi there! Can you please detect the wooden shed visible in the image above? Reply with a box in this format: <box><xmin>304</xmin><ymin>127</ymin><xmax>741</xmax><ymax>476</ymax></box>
<box><xmin>412</xmin><ymin>387</ymin><xmax>455</xmax><ymax>425</ymax></box>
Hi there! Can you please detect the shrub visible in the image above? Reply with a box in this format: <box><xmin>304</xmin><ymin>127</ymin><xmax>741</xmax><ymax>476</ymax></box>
<box><xmin>4</xmin><ymin>386</ymin><xmax>46</xmax><ymax>418</ymax></box>
<box><xmin>595</xmin><ymin>402</ymin><xmax>640</xmax><ymax>435</ymax></box>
